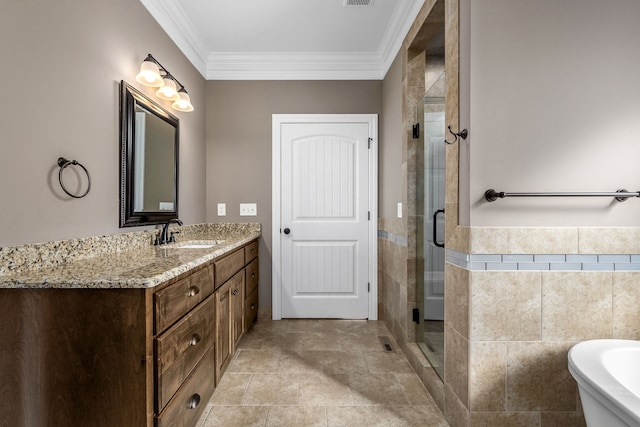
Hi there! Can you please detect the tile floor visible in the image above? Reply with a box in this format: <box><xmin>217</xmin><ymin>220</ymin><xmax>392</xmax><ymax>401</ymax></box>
<box><xmin>197</xmin><ymin>319</ymin><xmax>449</xmax><ymax>427</ymax></box>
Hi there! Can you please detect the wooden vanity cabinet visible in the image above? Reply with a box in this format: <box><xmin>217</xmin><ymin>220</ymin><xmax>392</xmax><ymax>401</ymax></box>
<box><xmin>0</xmin><ymin>239</ymin><xmax>258</xmax><ymax>427</ymax></box>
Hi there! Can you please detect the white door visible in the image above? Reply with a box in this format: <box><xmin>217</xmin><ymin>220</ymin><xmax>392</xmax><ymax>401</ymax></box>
<box><xmin>272</xmin><ymin>115</ymin><xmax>377</xmax><ymax>320</ymax></box>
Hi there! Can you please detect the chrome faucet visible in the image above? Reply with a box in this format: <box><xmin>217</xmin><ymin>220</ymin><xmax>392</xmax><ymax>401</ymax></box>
<box><xmin>155</xmin><ymin>218</ymin><xmax>183</xmax><ymax>245</ymax></box>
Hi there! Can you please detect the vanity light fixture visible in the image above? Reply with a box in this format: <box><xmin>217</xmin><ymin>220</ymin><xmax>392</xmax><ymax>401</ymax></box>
<box><xmin>135</xmin><ymin>54</ymin><xmax>194</xmax><ymax>112</ymax></box>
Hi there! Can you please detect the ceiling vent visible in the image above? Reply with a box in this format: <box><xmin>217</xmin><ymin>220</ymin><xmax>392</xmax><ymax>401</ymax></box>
<box><xmin>343</xmin><ymin>0</ymin><xmax>374</xmax><ymax>6</ymax></box>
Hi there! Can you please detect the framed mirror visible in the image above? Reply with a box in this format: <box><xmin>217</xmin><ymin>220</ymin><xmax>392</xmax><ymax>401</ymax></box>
<box><xmin>120</xmin><ymin>81</ymin><xmax>179</xmax><ymax>227</ymax></box>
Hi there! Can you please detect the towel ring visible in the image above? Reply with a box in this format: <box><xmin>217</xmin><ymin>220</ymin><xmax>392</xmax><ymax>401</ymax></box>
<box><xmin>57</xmin><ymin>157</ymin><xmax>91</xmax><ymax>198</ymax></box>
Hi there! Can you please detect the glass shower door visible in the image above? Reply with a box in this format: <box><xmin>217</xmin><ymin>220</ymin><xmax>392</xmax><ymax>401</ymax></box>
<box><xmin>417</xmin><ymin>71</ymin><xmax>445</xmax><ymax>379</ymax></box>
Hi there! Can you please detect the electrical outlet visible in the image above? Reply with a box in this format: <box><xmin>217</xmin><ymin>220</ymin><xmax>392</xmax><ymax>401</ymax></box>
<box><xmin>217</xmin><ymin>203</ymin><xmax>226</xmax><ymax>216</ymax></box>
<box><xmin>240</xmin><ymin>203</ymin><xmax>257</xmax><ymax>216</ymax></box>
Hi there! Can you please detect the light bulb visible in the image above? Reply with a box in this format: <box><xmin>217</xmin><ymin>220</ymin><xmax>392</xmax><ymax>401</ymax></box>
<box><xmin>135</xmin><ymin>59</ymin><xmax>163</xmax><ymax>87</ymax></box>
<box><xmin>156</xmin><ymin>77</ymin><xmax>180</xmax><ymax>101</ymax></box>
<box><xmin>172</xmin><ymin>90</ymin><xmax>194</xmax><ymax>112</ymax></box>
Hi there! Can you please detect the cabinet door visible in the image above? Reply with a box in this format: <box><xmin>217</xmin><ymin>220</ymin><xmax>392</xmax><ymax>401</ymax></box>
<box><xmin>231</xmin><ymin>274</ymin><xmax>244</xmax><ymax>349</ymax></box>
<box><xmin>215</xmin><ymin>280</ymin><xmax>231</xmax><ymax>382</ymax></box>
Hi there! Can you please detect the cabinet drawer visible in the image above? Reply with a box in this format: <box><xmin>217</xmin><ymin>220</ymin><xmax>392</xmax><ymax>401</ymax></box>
<box><xmin>155</xmin><ymin>347</ymin><xmax>216</xmax><ymax>427</ymax></box>
<box><xmin>244</xmin><ymin>241</ymin><xmax>258</xmax><ymax>263</ymax></box>
<box><xmin>155</xmin><ymin>295</ymin><xmax>215</xmax><ymax>411</ymax></box>
<box><xmin>214</xmin><ymin>248</ymin><xmax>244</xmax><ymax>288</ymax></box>
<box><xmin>155</xmin><ymin>265</ymin><xmax>214</xmax><ymax>333</ymax></box>
<box><xmin>244</xmin><ymin>287</ymin><xmax>258</xmax><ymax>331</ymax></box>
<box><xmin>245</xmin><ymin>258</ymin><xmax>259</xmax><ymax>297</ymax></box>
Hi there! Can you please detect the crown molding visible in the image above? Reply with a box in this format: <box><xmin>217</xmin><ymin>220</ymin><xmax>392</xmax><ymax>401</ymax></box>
<box><xmin>140</xmin><ymin>0</ymin><xmax>209</xmax><ymax>76</ymax></box>
<box><xmin>205</xmin><ymin>52</ymin><xmax>386</xmax><ymax>80</ymax></box>
<box><xmin>379</xmin><ymin>0</ymin><xmax>426</xmax><ymax>73</ymax></box>
<box><xmin>140</xmin><ymin>0</ymin><xmax>424</xmax><ymax>80</ymax></box>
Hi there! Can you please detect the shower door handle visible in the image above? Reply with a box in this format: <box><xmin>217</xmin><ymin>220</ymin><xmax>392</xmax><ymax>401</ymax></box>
<box><xmin>433</xmin><ymin>209</ymin><xmax>445</xmax><ymax>248</ymax></box>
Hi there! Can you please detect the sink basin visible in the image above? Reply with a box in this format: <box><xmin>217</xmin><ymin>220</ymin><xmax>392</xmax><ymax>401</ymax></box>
<box><xmin>173</xmin><ymin>240</ymin><xmax>221</xmax><ymax>249</ymax></box>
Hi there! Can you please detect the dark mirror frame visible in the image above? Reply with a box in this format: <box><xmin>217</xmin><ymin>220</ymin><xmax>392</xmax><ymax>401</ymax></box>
<box><xmin>119</xmin><ymin>80</ymin><xmax>179</xmax><ymax>227</ymax></box>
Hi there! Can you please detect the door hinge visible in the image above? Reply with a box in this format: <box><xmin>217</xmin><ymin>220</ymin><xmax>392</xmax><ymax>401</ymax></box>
<box><xmin>412</xmin><ymin>308</ymin><xmax>420</xmax><ymax>324</ymax></box>
<box><xmin>368</xmin><ymin>137</ymin><xmax>372</xmax><ymax>149</ymax></box>
<box><xmin>412</xmin><ymin>123</ymin><xmax>420</xmax><ymax>139</ymax></box>
<box><xmin>368</xmin><ymin>211</ymin><xmax>371</xmax><ymax>221</ymax></box>
<box><xmin>368</xmin><ymin>282</ymin><xmax>370</xmax><ymax>292</ymax></box>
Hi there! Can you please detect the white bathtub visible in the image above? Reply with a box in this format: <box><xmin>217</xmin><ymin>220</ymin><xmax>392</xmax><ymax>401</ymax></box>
<box><xmin>568</xmin><ymin>339</ymin><xmax>640</xmax><ymax>427</ymax></box>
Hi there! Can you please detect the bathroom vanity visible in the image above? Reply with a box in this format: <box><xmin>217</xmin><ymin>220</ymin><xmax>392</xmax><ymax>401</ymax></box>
<box><xmin>0</xmin><ymin>226</ymin><xmax>259</xmax><ymax>427</ymax></box>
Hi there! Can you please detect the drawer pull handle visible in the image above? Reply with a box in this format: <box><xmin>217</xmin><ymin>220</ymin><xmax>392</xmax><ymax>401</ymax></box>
<box><xmin>189</xmin><ymin>334</ymin><xmax>201</xmax><ymax>346</ymax></box>
<box><xmin>251</xmin><ymin>273</ymin><xmax>256</xmax><ymax>279</ymax></box>
<box><xmin>251</xmin><ymin>304</ymin><xmax>256</xmax><ymax>310</ymax></box>
<box><xmin>187</xmin><ymin>393</ymin><xmax>201</xmax><ymax>409</ymax></box>
<box><xmin>251</xmin><ymin>248</ymin><xmax>255</xmax><ymax>254</ymax></box>
<box><xmin>187</xmin><ymin>286</ymin><xmax>200</xmax><ymax>297</ymax></box>
<box><xmin>232</xmin><ymin>289</ymin><xmax>238</xmax><ymax>296</ymax></box>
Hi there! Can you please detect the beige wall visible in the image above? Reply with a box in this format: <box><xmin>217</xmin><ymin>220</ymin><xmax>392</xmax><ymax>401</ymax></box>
<box><xmin>204</xmin><ymin>80</ymin><xmax>382</xmax><ymax>310</ymax></box>
<box><xmin>463</xmin><ymin>0</ymin><xmax>640</xmax><ymax>227</ymax></box>
<box><xmin>0</xmin><ymin>0</ymin><xmax>206</xmax><ymax>246</ymax></box>
<box><xmin>380</xmin><ymin>53</ymin><xmax>404</xmax><ymax>219</ymax></box>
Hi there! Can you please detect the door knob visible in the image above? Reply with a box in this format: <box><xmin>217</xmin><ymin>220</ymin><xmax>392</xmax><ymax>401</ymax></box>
<box><xmin>283</xmin><ymin>228</ymin><xmax>291</xmax><ymax>234</ymax></box>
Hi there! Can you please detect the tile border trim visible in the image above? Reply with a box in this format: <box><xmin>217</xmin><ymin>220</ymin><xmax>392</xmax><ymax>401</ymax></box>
<box><xmin>378</xmin><ymin>230</ymin><xmax>408</xmax><ymax>247</ymax></box>
<box><xmin>446</xmin><ymin>249</ymin><xmax>640</xmax><ymax>271</ymax></box>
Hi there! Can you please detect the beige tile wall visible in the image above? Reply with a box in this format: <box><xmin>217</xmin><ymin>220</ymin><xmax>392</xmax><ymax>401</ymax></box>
<box><xmin>378</xmin><ymin>218</ymin><xmax>409</xmax><ymax>343</ymax></box>
<box><xmin>461</xmin><ymin>227</ymin><xmax>640</xmax><ymax>426</ymax></box>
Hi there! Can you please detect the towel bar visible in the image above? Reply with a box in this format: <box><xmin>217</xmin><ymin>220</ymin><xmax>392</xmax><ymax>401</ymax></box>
<box><xmin>484</xmin><ymin>189</ymin><xmax>640</xmax><ymax>203</ymax></box>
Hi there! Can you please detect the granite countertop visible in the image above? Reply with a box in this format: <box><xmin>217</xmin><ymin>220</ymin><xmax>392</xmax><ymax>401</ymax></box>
<box><xmin>0</xmin><ymin>225</ymin><xmax>260</xmax><ymax>289</ymax></box>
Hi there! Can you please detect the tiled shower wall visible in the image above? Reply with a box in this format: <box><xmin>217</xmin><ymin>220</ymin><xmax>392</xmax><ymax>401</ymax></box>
<box><xmin>378</xmin><ymin>219</ymin><xmax>409</xmax><ymax>343</ymax></box>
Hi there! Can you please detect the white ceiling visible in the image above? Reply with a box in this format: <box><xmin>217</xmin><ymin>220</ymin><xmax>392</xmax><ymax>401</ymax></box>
<box><xmin>140</xmin><ymin>0</ymin><xmax>425</xmax><ymax>80</ymax></box>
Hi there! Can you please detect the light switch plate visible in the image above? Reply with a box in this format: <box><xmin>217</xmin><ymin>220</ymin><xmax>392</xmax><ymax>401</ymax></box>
<box><xmin>217</xmin><ymin>203</ymin><xmax>226</xmax><ymax>216</ymax></box>
<box><xmin>397</xmin><ymin>202</ymin><xmax>403</xmax><ymax>218</ymax></box>
<box><xmin>240</xmin><ymin>203</ymin><xmax>257</xmax><ymax>216</ymax></box>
